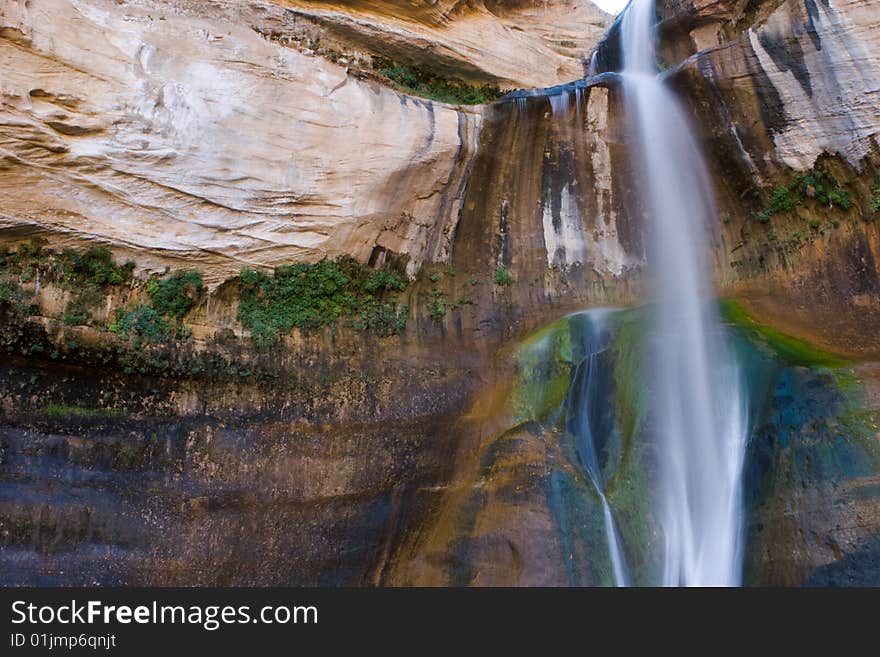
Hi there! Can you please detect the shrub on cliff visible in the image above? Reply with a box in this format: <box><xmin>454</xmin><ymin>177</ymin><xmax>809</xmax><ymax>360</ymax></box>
<box><xmin>754</xmin><ymin>168</ymin><xmax>853</xmax><ymax>224</ymax></box>
<box><xmin>146</xmin><ymin>270</ymin><xmax>205</xmax><ymax>319</ymax></box>
<box><xmin>111</xmin><ymin>271</ymin><xmax>204</xmax><ymax>342</ymax></box>
<box><xmin>57</xmin><ymin>247</ymin><xmax>134</xmax><ymax>288</ymax></box>
<box><xmin>494</xmin><ymin>266</ymin><xmax>513</xmax><ymax>286</ymax></box>
<box><xmin>110</xmin><ymin>304</ymin><xmax>172</xmax><ymax>342</ymax></box>
<box><xmin>237</xmin><ymin>258</ymin><xmax>409</xmax><ymax>345</ymax></box>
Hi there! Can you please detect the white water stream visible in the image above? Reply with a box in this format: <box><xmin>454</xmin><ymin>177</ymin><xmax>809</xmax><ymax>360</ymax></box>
<box><xmin>620</xmin><ymin>0</ymin><xmax>748</xmax><ymax>586</ymax></box>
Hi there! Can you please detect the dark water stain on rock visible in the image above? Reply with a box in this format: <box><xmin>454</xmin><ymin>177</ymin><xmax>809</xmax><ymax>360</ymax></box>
<box><xmin>758</xmin><ymin>28</ymin><xmax>813</xmax><ymax>97</ymax></box>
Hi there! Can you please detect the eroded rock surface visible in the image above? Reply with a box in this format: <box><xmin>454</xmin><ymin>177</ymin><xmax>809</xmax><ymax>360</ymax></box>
<box><xmin>2</xmin><ymin>0</ymin><xmax>880</xmax><ymax>587</ymax></box>
<box><xmin>0</xmin><ymin>0</ymin><xmax>613</xmax><ymax>284</ymax></box>
<box><xmin>0</xmin><ymin>0</ymin><xmax>483</xmax><ymax>281</ymax></box>
<box><xmin>269</xmin><ymin>0</ymin><xmax>610</xmax><ymax>88</ymax></box>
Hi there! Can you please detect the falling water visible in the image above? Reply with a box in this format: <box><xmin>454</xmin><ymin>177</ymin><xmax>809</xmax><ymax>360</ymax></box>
<box><xmin>549</xmin><ymin>90</ymin><xmax>571</xmax><ymax>118</ymax></box>
<box><xmin>619</xmin><ymin>0</ymin><xmax>748</xmax><ymax>586</ymax></box>
<box><xmin>564</xmin><ymin>311</ymin><xmax>629</xmax><ymax>587</ymax></box>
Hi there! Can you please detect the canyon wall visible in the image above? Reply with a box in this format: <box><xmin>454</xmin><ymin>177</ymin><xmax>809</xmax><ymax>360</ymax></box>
<box><xmin>666</xmin><ymin>0</ymin><xmax>880</xmax><ymax>357</ymax></box>
<box><xmin>0</xmin><ymin>0</ymin><xmax>609</xmax><ymax>284</ymax></box>
<box><xmin>5</xmin><ymin>1</ymin><xmax>879</xmax><ymax>353</ymax></box>
<box><xmin>2</xmin><ymin>0</ymin><xmax>880</xmax><ymax>586</ymax></box>
<box><xmin>265</xmin><ymin>0</ymin><xmax>610</xmax><ymax>88</ymax></box>
<box><xmin>0</xmin><ymin>0</ymin><xmax>486</xmax><ymax>282</ymax></box>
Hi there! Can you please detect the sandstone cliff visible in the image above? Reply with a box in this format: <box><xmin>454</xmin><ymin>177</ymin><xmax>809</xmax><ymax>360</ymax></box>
<box><xmin>266</xmin><ymin>1</ymin><xmax>610</xmax><ymax>88</ymax></box>
<box><xmin>0</xmin><ymin>0</ymin><xmax>609</xmax><ymax>283</ymax></box>
<box><xmin>588</xmin><ymin>0</ymin><xmax>880</xmax><ymax>356</ymax></box>
<box><xmin>2</xmin><ymin>0</ymin><xmax>880</xmax><ymax>588</ymax></box>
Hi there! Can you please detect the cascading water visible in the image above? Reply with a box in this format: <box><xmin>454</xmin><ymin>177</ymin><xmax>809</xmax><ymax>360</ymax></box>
<box><xmin>619</xmin><ymin>0</ymin><xmax>748</xmax><ymax>586</ymax></box>
<box><xmin>563</xmin><ymin>311</ymin><xmax>629</xmax><ymax>587</ymax></box>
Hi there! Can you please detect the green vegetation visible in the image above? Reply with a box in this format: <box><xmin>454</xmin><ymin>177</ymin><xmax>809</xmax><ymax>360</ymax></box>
<box><xmin>510</xmin><ymin>318</ymin><xmax>573</xmax><ymax>423</ymax></box>
<box><xmin>828</xmin><ymin>188</ymin><xmax>852</xmax><ymax>210</ymax></box>
<box><xmin>0</xmin><ymin>241</ymin><xmax>48</xmax><ymax>282</ymax></box>
<box><xmin>449</xmin><ymin>296</ymin><xmax>474</xmax><ymax>310</ymax></box>
<box><xmin>44</xmin><ymin>403</ymin><xmax>125</xmax><ymax>419</ymax></box>
<box><xmin>0</xmin><ymin>243</ymin><xmax>135</xmax><ymax>330</ymax></box>
<box><xmin>0</xmin><ymin>278</ymin><xmax>34</xmax><ymax>354</ymax></box>
<box><xmin>56</xmin><ymin>247</ymin><xmax>134</xmax><ymax>288</ymax></box>
<box><xmin>427</xmin><ymin>288</ymin><xmax>447</xmax><ymax>320</ymax></box>
<box><xmin>754</xmin><ymin>168</ymin><xmax>852</xmax><ymax>223</ymax></box>
<box><xmin>111</xmin><ymin>270</ymin><xmax>203</xmax><ymax>343</ymax></box>
<box><xmin>145</xmin><ymin>270</ymin><xmax>204</xmax><ymax>319</ymax></box>
<box><xmin>494</xmin><ymin>266</ymin><xmax>513</xmax><ymax>286</ymax></box>
<box><xmin>110</xmin><ymin>304</ymin><xmax>173</xmax><ymax>342</ymax></box>
<box><xmin>62</xmin><ymin>301</ymin><xmax>90</xmax><ymax>327</ymax></box>
<box><xmin>755</xmin><ymin>187</ymin><xmax>795</xmax><ymax>223</ymax></box>
<box><xmin>373</xmin><ymin>58</ymin><xmax>505</xmax><ymax>105</ymax></box>
<box><xmin>870</xmin><ymin>184</ymin><xmax>880</xmax><ymax>215</ymax></box>
<box><xmin>55</xmin><ymin>247</ymin><xmax>135</xmax><ymax>326</ymax></box>
<box><xmin>237</xmin><ymin>257</ymin><xmax>409</xmax><ymax>345</ymax></box>
<box><xmin>799</xmin><ymin>170</ymin><xmax>851</xmax><ymax>209</ymax></box>
<box><xmin>0</xmin><ymin>243</ymin><xmax>414</xmax><ymax>377</ymax></box>
<box><xmin>608</xmin><ymin>309</ymin><xmax>647</xmax><ymax>449</ymax></box>
<box><xmin>720</xmin><ymin>299</ymin><xmax>848</xmax><ymax>368</ymax></box>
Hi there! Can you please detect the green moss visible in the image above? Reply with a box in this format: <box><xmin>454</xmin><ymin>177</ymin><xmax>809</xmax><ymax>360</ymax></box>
<box><xmin>608</xmin><ymin>308</ymin><xmax>648</xmax><ymax>447</ymax></box>
<box><xmin>720</xmin><ymin>299</ymin><xmax>848</xmax><ymax>368</ymax></box>
<box><xmin>510</xmin><ymin>318</ymin><xmax>573</xmax><ymax>422</ymax></box>
<box><xmin>606</xmin><ymin>442</ymin><xmax>656</xmax><ymax>585</ymax></box>
<box><xmin>44</xmin><ymin>403</ymin><xmax>125</xmax><ymax>419</ymax></box>
<box><xmin>237</xmin><ymin>257</ymin><xmax>409</xmax><ymax>345</ymax></box>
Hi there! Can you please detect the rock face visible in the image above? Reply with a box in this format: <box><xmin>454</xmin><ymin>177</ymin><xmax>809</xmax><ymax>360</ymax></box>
<box><xmin>0</xmin><ymin>345</ymin><xmax>476</xmax><ymax>585</ymax></box>
<box><xmin>0</xmin><ymin>0</ymin><xmax>482</xmax><ymax>281</ymax></box>
<box><xmin>2</xmin><ymin>0</ymin><xmax>880</xmax><ymax>587</ymax></box>
<box><xmin>591</xmin><ymin>0</ymin><xmax>880</xmax><ymax>356</ymax></box>
<box><xmin>665</xmin><ymin>0</ymin><xmax>880</xmax><ymax>356</ymax></box>
<box><xmin>655</xmin><ymin>0</ymin><xmax>880</xmax><ymax>180</ymax></box>
<box><xmin>0</xmin><ymin>0</ymin><xmax>610</xmax><ymax>283</ymax></box>
<box><xmin>271</xmin><ymin>1</ymin><xmax>611</xmax><ymax>88</ymax></box>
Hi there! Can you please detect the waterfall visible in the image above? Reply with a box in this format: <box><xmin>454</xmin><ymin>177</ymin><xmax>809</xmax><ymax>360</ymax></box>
<box><xmin>549</xmin><ymin>90</ymin><xmax>571</xmax><ymax>118</ymax></box>
<box><xmin>619</xmin><ymin>0</ymin><xmax>748</xmax><ymax>586</ymax></box>
<box><xmin>564</xmin><ymin>311</ymin><xmax>630</xmax><ymax>587</ymax></box>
